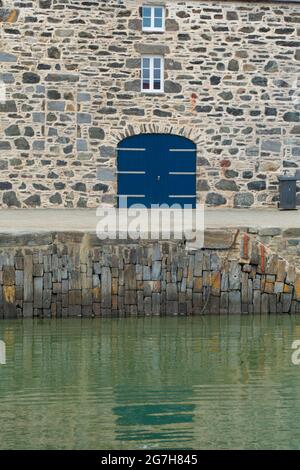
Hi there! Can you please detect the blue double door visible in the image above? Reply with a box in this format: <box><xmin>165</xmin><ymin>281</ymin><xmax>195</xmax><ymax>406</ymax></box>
<box><xmin>117</xmin><ymin>134</ymin><xmax>196</xmax><ymax>208</ymax></box>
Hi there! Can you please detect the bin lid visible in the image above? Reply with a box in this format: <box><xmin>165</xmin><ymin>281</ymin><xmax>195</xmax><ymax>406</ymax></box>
<box><xmin>278</xmin><ymin>175</ymin><xmax>298</xmax><ymax>181</ymax></box>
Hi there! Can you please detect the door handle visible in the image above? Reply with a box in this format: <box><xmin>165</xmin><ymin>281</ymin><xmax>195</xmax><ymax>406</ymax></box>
<box><xmin>157</xmin><ymin>175</ymin><xmax>160</xmax><ymax>181</ymax></box>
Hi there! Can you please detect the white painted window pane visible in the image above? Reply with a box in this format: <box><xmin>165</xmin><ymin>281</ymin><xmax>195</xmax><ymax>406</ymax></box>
<box><xmin>142</xmin><ymin>58</ymin><xmax>150</xmax><ymax>68</ymax></box>
<box><xmin>154</xmin><ymin>7</ymin><xmax>163</xmax><ymax>18</ymax></box>
<box><xmin>154</xmin><ymin>69</ymin><xmax>161</xmax><ymax>79</ymax></box>
<box><xmin>143</xmin><ymin>17</ymin><xmax>151</xmax><ymax>28</ymax></box>
<box><xmin>154</xmin><ymin>18</ymin><xmax>163</xmax><ymax>29</ymax></box>
<box><xmin>142</xmin><ymin>80</ymin><xmax>150</xmax><ymax>90</ymax></box>
<box><xmin>154</xmin><ymin>80</ymin><xmax>161</xmax><ymax>90</ymax></box>
<box><xmin>143</xmin><ymin>7</ymin><xmax>151</xmax><ymax>18</ymax></box>
<box><xmin>154</xmin><ymin>58</ymin><xmax>161</xmax><ymax>68</ymax></box>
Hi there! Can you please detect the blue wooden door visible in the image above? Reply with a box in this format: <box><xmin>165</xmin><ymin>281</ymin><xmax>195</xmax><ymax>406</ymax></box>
<box><xmin>117</xmin><ymin>134</ymin><xmax>196</xmax><ymax>208</ymax></box>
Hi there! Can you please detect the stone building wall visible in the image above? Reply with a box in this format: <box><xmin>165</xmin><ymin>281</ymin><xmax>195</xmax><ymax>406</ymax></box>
<box><xmin>0</xmin><ymin>0</ymin><xmax>299</xmax><ymax>208</ymax></box>
<box><xmin>0</xmin><ymin>229</ymin><xmax>299</xmax><ymax>317</ymax></box>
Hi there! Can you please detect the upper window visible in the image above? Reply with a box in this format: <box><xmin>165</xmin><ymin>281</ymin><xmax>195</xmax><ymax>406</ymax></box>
<box><xmin>141</xmin><ymin>56</ymin><xmax>164</xmax><ymax>93</ymax></box>
<box><xmin>142</xmin><ymin>6</ymin><xmax>165</xmax><ymax>32</ymax></box>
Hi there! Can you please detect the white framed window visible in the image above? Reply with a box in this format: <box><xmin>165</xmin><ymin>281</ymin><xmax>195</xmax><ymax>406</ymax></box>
<box><xmin>142</xmin><ymin>5</ymin><xmax>165</xmax><ymax>32</ymax></box>
<box><xmin>141</xmin><ymin>56</ymin><xmax>164</xmax><ymax>93</ymax></box>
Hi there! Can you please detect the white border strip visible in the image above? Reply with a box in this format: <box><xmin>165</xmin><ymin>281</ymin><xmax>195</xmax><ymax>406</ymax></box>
<box><xmin>169</xmin><ymin>172</ymin><xmax>196</xmax><ymax>175</ymax></box>
<box><xmin>169</xmin><ymin>149</ymin><xmax>196</xmax><ymax>153</ymax></box>
<box><xmin>118</xmin><ymin>195</ymin><xmax>146</xmax><ymax>198</ymax></box>
<box><xmin>117</xmin><ymin>171</ymin><xmax>146</xmax><ymax>175</ymax></box>
<box><xmin>169</xmin><ymin>195</ymin><xmax>195</xmax><ymax>198</ymax></box>
<box><xmin>117</xmin><ymin>148</ymin><xmax>146</xmax><ymax>152</ymax></box>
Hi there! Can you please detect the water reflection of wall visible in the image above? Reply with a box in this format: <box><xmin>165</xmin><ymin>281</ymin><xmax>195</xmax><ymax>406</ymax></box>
<box><xmin>0</xmin><ymin>317</ymin><xmax>300</xmax><ymax>449</ymax></box>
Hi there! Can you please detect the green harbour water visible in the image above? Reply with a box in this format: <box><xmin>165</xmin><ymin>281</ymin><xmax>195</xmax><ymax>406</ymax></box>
<box><xmin>1</xmin><ymin>316</ymin><xmax>300</xmax><ymax>450</ymax></box>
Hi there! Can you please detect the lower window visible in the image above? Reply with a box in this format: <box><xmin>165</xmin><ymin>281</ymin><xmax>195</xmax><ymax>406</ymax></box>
<box><xmin>141</xmin><ymin>56</ymin><xmax>164</xmax><ymax>93</ymax></box>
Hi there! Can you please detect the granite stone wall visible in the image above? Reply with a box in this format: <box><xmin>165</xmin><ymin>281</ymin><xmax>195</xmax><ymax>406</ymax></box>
<box><xmin>0</xmin><ymin>230</ymin><xmax>299</xmax><ymax>317</ymax></box>
<box><xmin>0</xmin><ymin>0</ymin><xmax>299</xmax><ymax>208</ymax></box>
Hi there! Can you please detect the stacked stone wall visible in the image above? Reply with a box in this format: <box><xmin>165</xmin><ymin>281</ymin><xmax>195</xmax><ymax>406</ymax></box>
<box><xmin>0</xmin><ymin>230</ymin><xmax>299</xmax><ymax>317</ymax></box>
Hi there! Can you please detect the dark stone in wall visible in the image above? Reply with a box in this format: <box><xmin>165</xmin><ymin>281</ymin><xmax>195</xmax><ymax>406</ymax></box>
<box><xmin>178</xmin><ymin>33</ymin><xmax>191</xmax><ymax>41</ymax></box>
<box><xmin>249</xmin><ymin>12</ymin><xmax>265</xmax><ymax>21</ymax></box>
<box><xmin>206</xmin><ymin>192</ymin><xmax>227</xmax><ymax>206</ymax></box>
<box><xmin>164</xmin><ymin>81</ymin><xmax>182</xmax><ymax>93</ymax></box>
<box><xmin>0</xmin><ymin>101</ymin><xmax>17</xmax><ymax>113</ymax></box>
<box><xmin>227</xmin><ymin>11</ymin><xmax>238</xmax><ymax>21</ymax></box>
<box><xmin>265</xmin><ymin>107</ymin><xmax>277</xmax><ymax>116</ymax></box>
<box><xmin>134</xmin><ymin>43</ymin><xmax>170</xmax><ymax>55</ymax></box>
<box><xmin>3</xmin><ymin>191</ymin><xmax>21</xmax><ymax>208</ymax></box>
<box><xmin>176</xmin><ymin>11</ymin><xmax>189</xmax><ymax>18</ymax></box>
<box><xmin>264</xmin><ymin>60</ymin><xmax>278</xmax><ymax>72</ymax></box>
<box><xmin>228</xmin><ymin>59</ymin><xmax>239</xmax><ymax>71</ymax></box>
<box><xmin>153</xmin><ymin>109</ymin><xmax>172</xmax><ymax>117</ymax></box>
<box><xmin>276</xmin><ymin>41</ymin><xmax>300</xmax><ymax>47</ymax></box>
<box><xmin>252</xmin><ymin>76</ymin><xmax>268</xmax><ymax>87</ymax></box>
<box><xmin>77</xmin><ymin>197</ymin><xmax>87</xmax><ymax>208</ymax></box>
<box><xmin>166</xmin><ymin>19</ymin><xmax>179</xmax><ymax>31</ymax></box>
<box><xmin>33</xmin><ymin>183</ymin><xmax>49</xmax><ymax>191</ymax></box>
<box><xmin>0</xmin><ymin>161</ymin><xmax>8</xmax><ymax>171</ymax></box>
<box><xmin>98</xmin><ymin>107</ymin><xmax>117</xmax><ymax>115</ymax></box>
<box><xmin>5</xmin><ymin>124</ymin><xmax>20</xmax><ymax>136</ymax></box>
<box><xmin>89</xmin><ymin>127</ymin><xmax>105</xmax><ymax>140</ymax></box>
<box><xmin>93</xmin><ymin>183</ymin><xmax>109</xmax><ymax>192</ymax></box>
<box><xmin>72</xmin><ymin>183</ymin><xmax>86</xmax><ymax>192</ymax></box>
<box><xmin>124</xmin><ymin>80</ymin><xmax>140</xmax><ymax>92</ymax></box>
<box><xmin>165</xmin><ymin>59</ymin><xmax>182</xmax><ymax>70</ymax></box>
<box><xmin>123</xmin><ymin>108</ymin><xmax>145</xmax><ymax>116</ymax></box>
<box><xmin>47</xmin><ymin>90</ymin><xmax>61</xmax><ymax>100</ymax></box>
<box><xmin>248</xmin><ymin>181</ymin><xmax>267</xmax><ymax>191</ymax></box>
<box><xmin>48</xmin><ymin>171</ymin><xmax>59</xmax><ymax>179</ymax></box>
<box><xmin>225</xmin><ymin>170</ymin><xmax>238</xmax><ymax>178</ymax></box>
<box><xmin>219</xmin><ymin>91</ymin><xmax>233</xmax><ymax>101</ymax></box>
<box><xmin>198</xmin><ymin>157</ymin><xmax>210</xmax><ymax>166</ymax></box>
<box><xmin>14</xmin><ymin>137</ymin><xmax>29</xmax><ymax>150</ymax></box>
<box><xmin>0</xmin><ymin>141</ymin><xmax>11</xmax><ymax>150</ymax></box>
<box><xmin>24</xmin><ymin>195</ymin><xmax>41</xmax><ymax>207</ymax></box>
<box><xmin>196</xmin><ymin>105</ymin><xmax>212</xmax><ymax>113</ymax></box>
<box><xmin>125</xmin><ymin>58</ymin><xmax>141</xmax><ymax>68</ymax></box>
<box><xmin>210</xmin><ymin>75</ymin><xmax>221</xmax><ymax>85</ymax></box>
<box><xmin>48</xmin><ymin>47</ymin><xmax>60</xmax><ymax>59</ymax></box>
<box><xmin>197</xmin><ymin>179</ymin><xmax>210</xmax><ymax>191</ymax></box>
<box><xmin>227</xmin><ymin>107</ymin><xmax>243</xmax><ymax>116</ymax></box>
<box><xmin>39</xmin><ymin>0</ymin><xmax>52</xmax><ymax>8</ymax></box>
<box><xmin>45</xmin><ymin>74</ymin><xmax>79</xmax><ymax>82</ymax></box>
<box><xmin>100</xmin><ymin>146</ymin><xmax>115</xmax><ymax>158</ymax></box>
<box><xmin>128</xmin><ymin>19</ymin><xmax>141</xmax><ymax>31</ymax></box>
<box><xmin>25</xmin><ymin>127</ymin><xmax>34</xmax><ymax>137</ymax></box>
<box><xmin>49</xmin><ymin>193</ymin><xmax>62</xmax><ymax>205</ymax></box>
<box><xmin>283</xmin><ymin>160</ymin><xmax>298</xmax><ymax>168</ymax></box>
<box><xmin>0</xmin><ymin>182</ymin><xmax>12</xmax><ymax>190</ymax></box>
<box><xmin>215</xmin><ymin>179</ymin><xmax>239</xmax><ymax>192</ymax></box>
<box><xmin>283</xmin><ymin>112</ymin><xmax>300</xmax><ymax>122</ymax></box>
<box><xmin>22</xmin><ymin>72</ymin><xmax>40</xmax><ymax>84</ymax></box>
<box><xmin>54</xmin><ymin>182</ymin><xmax>65</xmax><ymax>190</ymax></box>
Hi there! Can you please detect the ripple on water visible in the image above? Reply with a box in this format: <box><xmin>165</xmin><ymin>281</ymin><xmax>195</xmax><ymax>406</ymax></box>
<box><xmin>0</xmin><ymin>316</ymin><xmax>300</xmax><ymax>449</ymax></box>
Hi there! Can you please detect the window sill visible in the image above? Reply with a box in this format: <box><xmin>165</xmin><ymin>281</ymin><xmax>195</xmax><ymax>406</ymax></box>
<box><xmin>142</xmin><ymin>28</ymin><xmax>165</xmax><ymax>33</ymax></box>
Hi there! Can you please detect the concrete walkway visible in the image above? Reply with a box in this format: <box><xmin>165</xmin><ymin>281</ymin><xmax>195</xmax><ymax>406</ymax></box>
<box><xmin>0</xmin><ymin>208</ymin><xmax>298</xmax><ymax>234</ymax></box>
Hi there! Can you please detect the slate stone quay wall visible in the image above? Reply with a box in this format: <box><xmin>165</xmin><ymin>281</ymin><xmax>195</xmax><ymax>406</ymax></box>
<box><xmin>0</xmin><ymin>0</ymin><xmax>300</xmax><ymax>209</ymax></box>
<box><xmin>0</xmin><ymin>230</ymin><xmax>299</xmax><ymax>318</ymax></box>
